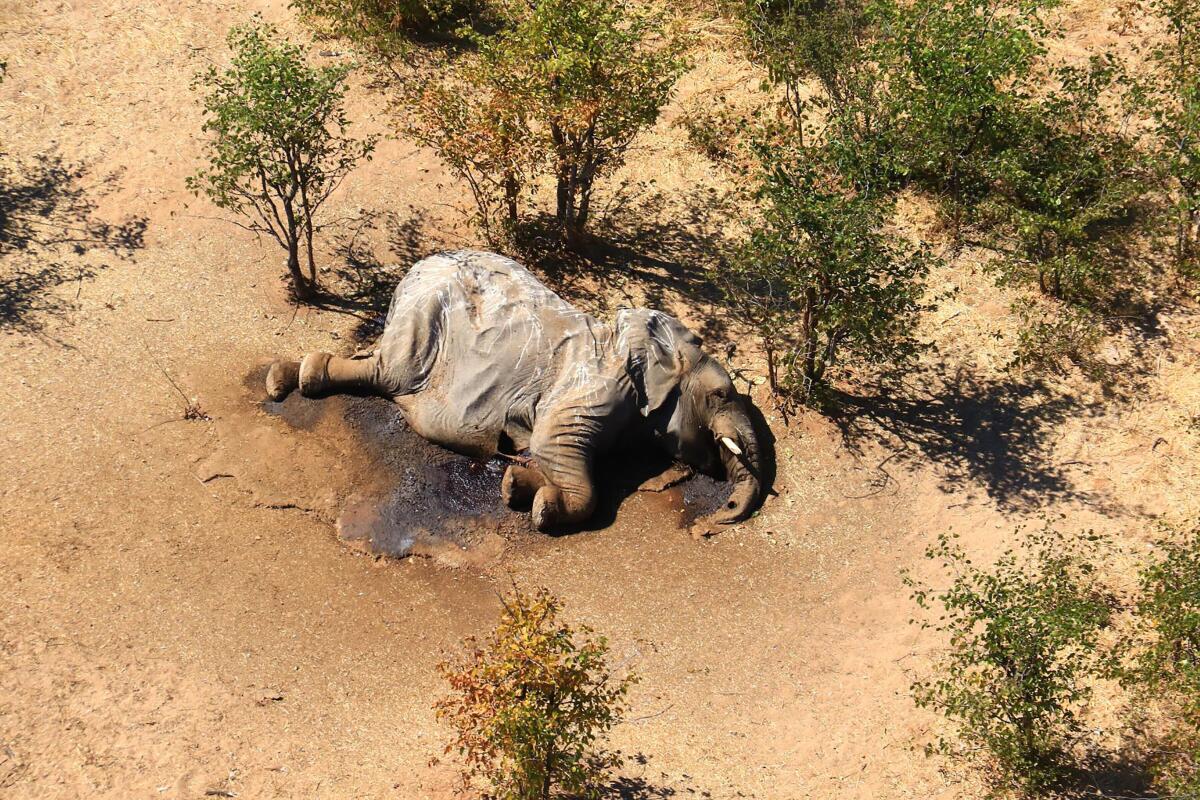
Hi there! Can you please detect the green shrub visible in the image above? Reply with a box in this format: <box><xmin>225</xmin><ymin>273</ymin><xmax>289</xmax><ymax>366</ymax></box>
<box><xmin>734</xmin><ymin>0</ymin><xmax>872</xmax><ymax>127</ymax></box>
<box><xmin>435</xmin><ymin>587</ymin><xmax>636</xmax><ymax>800</ymax></box>
<box><xmin>870</xmin><ymin>0</ymin><xmax>1058</xmax><ymax>219</ymax></box>
<box><xmin>984</xmin><ymin>57</ymin><xmax>1143</xmax><ymax>304</ymax></box>
<box><xmin>187</xmin><ymin>19</ymin><xmax>376</xmax><ymax>300</ymax></box>
<box><xmin>733</xmin><ymin>0</ymin><xmax>894</xmax><ymax>192</ymax></box>
<box><xmin>905</xmin><ymin>528</ymin><xmax>1113</xmax><ymax>795</ymax></box>
<box><xmin>1118</xmin><ymin>529</ymin><xmax>1200</xmax><ymax>798</ymax></box>
<box><xmin>718</xmin><ymin>144</ymin><xmax>934</xmax><ymax>405</ymax></box>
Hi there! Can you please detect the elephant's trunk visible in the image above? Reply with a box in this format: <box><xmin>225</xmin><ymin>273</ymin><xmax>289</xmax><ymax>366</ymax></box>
<box><xmin>702</xmin><ymin>405</ymin><xmax>763</xmax><ymax>529</ymax></box>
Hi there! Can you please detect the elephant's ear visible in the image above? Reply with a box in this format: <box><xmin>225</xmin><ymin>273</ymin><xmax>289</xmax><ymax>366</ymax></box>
<box><xmin>620</xmin><ymin>309</ymin><xmax>703</xmax><ymax>416</ymax></box>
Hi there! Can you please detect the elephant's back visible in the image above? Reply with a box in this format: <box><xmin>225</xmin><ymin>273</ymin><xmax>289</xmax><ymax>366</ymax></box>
<box><xmin>377</xmin><ymin>250</ymin><xmax>610</xmax><ymax>449</ymax></box>
<box><xmin>388</xmin><ymin>249</ymin><xmax>573</xmax><ymax>321</ymax></box>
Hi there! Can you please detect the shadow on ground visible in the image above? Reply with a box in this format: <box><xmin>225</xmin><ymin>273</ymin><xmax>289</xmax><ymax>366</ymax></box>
<box><xmin>319</xmin><ymin>207</ymin><xmax>441</xmax><ymax>342</ymax></box>
<box><xmin>1063</xmin><ymin>756</ymin><xmax>1155</xmax><ymax>800</ymax></box>
<box><xmin>511</xmin><ymin>186</ymin><xmax>739</xmax><ymax>344</ymax></box>
<box><xmin>0</xmin><ymin>153</ymin><xmax>147</xmax><ymax>336</ymax></box>
<box><xmin>829</xmin><ymin>365</ymin><xmax>1111</xmax><ymax>512</ymax></box>
<box><xmin>603</xmin><ymin>753</ymin><xmax>713</xmax><ymax>799</ymax></box>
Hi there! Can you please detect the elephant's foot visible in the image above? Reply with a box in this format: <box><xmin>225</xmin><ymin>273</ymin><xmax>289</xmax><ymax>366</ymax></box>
<box><xmin>531</xmin><ymin>484</ymin><xmax>595</xmax><ymax>532</ymax></box>
<box><xmin>265</xmin><ymin>360</ymin><xmax>301</xmax><ymax>401</ymax></box>
<box><xmin>637</xmin><ymin>465</ymin><xmax>693</xmax><ymax>493</ymax></box>
<box><xmin>298</xmin><ymin>352</ymin><xmax>332</xmax><ymax>397</ymax></box>
<box><xmin>501</xmin><ymin>463</ymin><xmax>544</xmax><ymax>510</ymax></box>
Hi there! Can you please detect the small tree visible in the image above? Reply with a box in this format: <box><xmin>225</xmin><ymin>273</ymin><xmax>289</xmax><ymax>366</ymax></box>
<box><xmin>1117</xmin><ymin>529</ymin><xmax>1200</xmax><ymax>798</ymax></box>
<box><xmin>188</xmin><ymin>19</ymin><xmax>377</xmax><ymax>300</ymax></box>
<box><xmin>718</xmin><ymin>144</ymin><xmax>933</xmax><ymax>405</ymax></box>
<box><xmin>985</xmin><ymin>57</ymin><xmax>1143</xmax><ymax>303</ymax></box>
<box><xmin>905</xmin><ymin>528</ymin><xmax>1113</xmax><ymax>795</ymax></box>
<box><xmin>486</xmin><ymin>0</ymin><xmax>686</xmax><ymax>243</ymax></box>
<box><xmin>435</xmin><ymin>587</ymin><xmax>636</xmax><ymax>800</ymax></box>
<box><xmin>404</xmin><ymin>69</ymin><xmax>536</xmax><ymax>243</ymax></box>
<box><xmin>406</xmin><ymin>0</ymin><xmax>686</xmax><ymax>245</ymax></box>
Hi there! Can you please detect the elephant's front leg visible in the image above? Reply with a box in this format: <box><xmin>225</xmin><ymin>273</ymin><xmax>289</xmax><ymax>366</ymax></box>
<box><xmin>527</xmin><ymin>416</ymin><xmax>600</xmax><ymax>532</ymax></box>
<box><xmin>501</xmin><ymin>462</ymin><xmax>546</xmax><ymax>510</ymax></box>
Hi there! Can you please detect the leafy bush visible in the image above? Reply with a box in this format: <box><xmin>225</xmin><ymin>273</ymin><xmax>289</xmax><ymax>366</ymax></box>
<box><xmin>435</xmin><ymin>587</ymin><xmax>636</xmax><ymax>800</ymax></box>
<box><xmin>187</xmin><ymin>19</ymin><xmax>376</xmax><ymax>300</ymax></box>
<box><xmin>405</xmin><ymin>0</ymin><xmax>687</xmax><ymax>245</ymax></box>
<box><xmin>1118</xmin><ymin>529</ymin><xmax>1200</xmax><ymax>798</ymax></box>
<box><xmin>905</xmin><ymin>528</ymin><xmax>1113</xmax><ymax>795</ymax></box>
<box><xmin>733</xmin><ymin>0</ymin><xmax>894</xmax><ymax>192</ymax></box>
<box><xmin>734</xmin><ymin>0</ymin><xmax>872</xmax><ymax>127</ymax></box>
<box><xmin>718</xmin><ymin>144</ymin><xmax>934</xmax><ymax>405</ymax></box>
<box><xmin>674</xmin><ymin>101</ymin><xmax>742</xmax><ymax>164</ymax></box>
<box><xmin>1133</xmin><ymin>0</ymin><xmax>1200</xmax><ymax>275</ymax></box>
<box><xmin>405</xmin><ymin>72</ymin><xmax>535</xmax><ymax>240</ymax></box>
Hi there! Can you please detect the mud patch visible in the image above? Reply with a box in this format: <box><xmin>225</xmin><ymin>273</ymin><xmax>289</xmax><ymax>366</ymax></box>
<box><xmin>678</xmin><ymin>472</ymin><xmax>733</xmax><ymax>523</ymax></box>
<box><xmin>262</xmin><ymin>386</ymin><xmax>534</xmax><ymax>564</ymax></box>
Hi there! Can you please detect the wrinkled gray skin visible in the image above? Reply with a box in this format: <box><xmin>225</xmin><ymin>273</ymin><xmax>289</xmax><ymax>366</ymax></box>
<box><xmin>266</xmin><ymin>250</ymin><xmax>764</xmax><ymax>533</ymax></box>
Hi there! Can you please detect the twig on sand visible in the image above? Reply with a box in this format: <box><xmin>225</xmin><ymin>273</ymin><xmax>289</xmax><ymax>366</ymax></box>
<box><xmin>626</xmin><ymin>703</ymin><xmax>675</xmax><ymax>723</ymax></box>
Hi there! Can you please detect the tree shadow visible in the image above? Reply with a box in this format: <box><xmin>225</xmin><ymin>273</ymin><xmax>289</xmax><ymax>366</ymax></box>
<box><xmin>598</xmin><ymin>753</ymin><xmax>712</xmax><ymax>799</ymax></box>
<box><xmin>512</xmin><ymin>186</ymin><xmax>739</xmax><ymax>345</ymax></box>
<box><xmin>1060</xmin><ymin>755</ymin><xmax>1155</xmax><ymax>799</ymax></box>
<box><xmin>0</xmin><ymin>153</ymin><xmax>147</xmax><ymax>336</ymax></box>
<box><xmin>320</xmin><ymin>207</ymin><xmax>437</xmax><ymax>342</ymax></box>
<box><xmin>828</xmin><ymin>365</ymin><xmax>1114</xmax><ymax>513</ymax></box>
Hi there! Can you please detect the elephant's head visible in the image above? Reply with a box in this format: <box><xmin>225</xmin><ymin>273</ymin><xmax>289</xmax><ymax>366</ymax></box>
<box><xmin>622</xmin><ymin>310</ymin><xmax>767</xmax><ymax>528</ymax></box>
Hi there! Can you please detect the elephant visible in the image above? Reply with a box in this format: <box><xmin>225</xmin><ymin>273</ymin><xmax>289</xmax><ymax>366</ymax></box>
<box><xmin>265</xmin><ymin>249</ymin><xmax>766</xmax><ymax>534</ymax></box>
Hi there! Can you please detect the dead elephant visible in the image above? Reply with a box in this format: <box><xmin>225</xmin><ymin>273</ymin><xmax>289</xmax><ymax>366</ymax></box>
<box><xmin>266</xmin><ymin>250</ymin><xmax>766</xmax><ymax>534</ymax></box>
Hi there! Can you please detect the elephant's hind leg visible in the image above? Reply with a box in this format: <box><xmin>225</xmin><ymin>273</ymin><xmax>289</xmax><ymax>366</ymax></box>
<box><xmin>266</xmin><ymin>360</ymin><xmax>301</xmax><ymax>401</ymax></box>
<box><xmin>265</xmin><ymin>351</ymin><xmax>388</xmax><ymax>400</ymax></box>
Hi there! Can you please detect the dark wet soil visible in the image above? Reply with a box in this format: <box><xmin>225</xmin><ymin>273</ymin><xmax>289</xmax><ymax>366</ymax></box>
<box><xmin>260</xmin><ymin>381</ymin><xmax>731</xmax><ymax>559</ymax></box>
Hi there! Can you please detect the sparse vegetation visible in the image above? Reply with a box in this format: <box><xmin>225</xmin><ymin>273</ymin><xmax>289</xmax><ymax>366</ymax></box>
<box><xmin>435</xmin><ymin>587</ymin><xmax>635</xmax><ymax>800</ymax></box>
<box><xmin>905</xmin><ymin>529</ymin><xmax>1113</xmax><ymax>796</ymax></box>
<box><xmin>674</xmin><ymin>101</ymin><xmax>741</xmax><ymax>165</ymax></box>
<box><xmin>188</xmin><ymin>19</ymin><xmax>377</xmax><ymax>300</ymax></box>
<box><xmin>1117</xmin><ymin>529</ymin><xmax>1200</xmax><ymax>798</ymax></box>
<box><xmin>290</xmin><ymin>0</ymin><xmax>479</xmax><ymax>62</ymax></box>
<box><xmin>1134</xmin><ymin>0</ymin><xmax>1200</xmax><ymax>276</ymax></box>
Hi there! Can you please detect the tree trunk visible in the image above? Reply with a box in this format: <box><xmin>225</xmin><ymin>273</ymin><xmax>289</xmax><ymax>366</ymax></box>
<box><xmin>287</xmin><ymin>236</ymin><xmax>310</xmax><ymax>300</ymax></box>
<box><xmin>801</xmin><ymin>286</ymin><xmax>818</xmax><ymax>393</ymax></box>
<box><xmin>551</xmin><ymin>123</ymin><xmax>569</xmax><ymax>223</ymax></box>
<box><xmin>282</xmin><ymin>200</ymin><xmax>311</xmax><ymax>301</ymax></box>
<box><xmin>303</xmin><ymin>222</ymin><xmax>317</xmax><ymax>289</ymax></box>
<box><xmin>504</xmin><ymin>171</ymin><xmax>519</xmax><ymax>224</ymax></box>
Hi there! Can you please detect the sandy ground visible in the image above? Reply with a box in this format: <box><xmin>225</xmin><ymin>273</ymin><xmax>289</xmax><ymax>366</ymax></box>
<box><xmin>2</xmin><ymin>0</ymin><xmax>1199</xmax><ymax>798</ymax></box>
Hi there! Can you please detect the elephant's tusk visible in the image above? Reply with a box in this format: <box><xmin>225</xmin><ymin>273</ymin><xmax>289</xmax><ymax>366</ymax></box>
<box><xmin>720</xmin><ymin>436</ymin><xmax>743</xmax><ymax>457</ymax></box>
